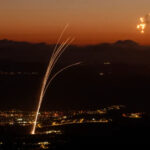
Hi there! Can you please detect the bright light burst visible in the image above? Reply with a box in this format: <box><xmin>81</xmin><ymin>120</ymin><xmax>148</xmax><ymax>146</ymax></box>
<box><xmin>137</xmin><ymin>13</ymin><xmax>150</xmax><ymax>34</ymax></box>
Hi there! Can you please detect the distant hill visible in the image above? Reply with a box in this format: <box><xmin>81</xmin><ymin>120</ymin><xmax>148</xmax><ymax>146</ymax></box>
<box><xmin>114</xmin><ymin>40</ymin><xmax>139</xmax><ymax>47</ymax></box>
<box><xmin>0</xmin><ymin>39</ymin><xmax>150</xmax><ymax>65</ymax></box>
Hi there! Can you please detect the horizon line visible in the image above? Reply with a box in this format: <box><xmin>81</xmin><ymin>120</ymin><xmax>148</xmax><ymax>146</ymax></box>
<box><xmin>0</xmin><ymin>38</ymin><xmax>148</xmax><ymax>46</ymax></box>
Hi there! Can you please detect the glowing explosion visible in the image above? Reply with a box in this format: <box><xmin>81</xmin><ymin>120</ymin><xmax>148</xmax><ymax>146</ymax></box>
<box><xmin>31</xmin><ymin>25</ymin><xmax>81</xmax><ymax>134</ymax></box>
<box><xmin>137</xmin><ymin>13</ymin><xmax>150</xmax><ymax>34</ymax></box>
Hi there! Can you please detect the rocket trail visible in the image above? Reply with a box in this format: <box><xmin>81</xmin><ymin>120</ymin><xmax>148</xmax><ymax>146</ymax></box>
<box><xmin>31</xmin><ymin>26</ymin><xmax>80</xmax><ymax>135</ymax></box>
<box><xmin>51</xmin><ymin>24</ymin><xmax>69</xmax><ymax>58</ymax></box>
<box><xmin>49</xmin><ymin>38</ymin><xmax>75</xmax><ymax>74</ymax></box>
<box><xmin>43</xmin><ymin>62</ymin><xmax>82</xmax><ymax>97</ymax></box>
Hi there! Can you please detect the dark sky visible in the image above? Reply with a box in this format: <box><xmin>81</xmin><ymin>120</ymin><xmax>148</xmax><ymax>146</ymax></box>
<box><xmin>0</xmin><ymin>40</ymin><xmax>150</xmax><ymax>111</ymax></box>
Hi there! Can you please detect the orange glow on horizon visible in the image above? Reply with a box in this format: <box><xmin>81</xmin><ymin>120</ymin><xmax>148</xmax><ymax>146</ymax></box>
<box><xmin>1</xmin><ymin>31</ymin><xmax>150</xmax><ymax>46</ymax></box>
<box><xmin>1</xmin><ymin>1</ymin><xmax>150</xmax><ymax>46</ymax></box>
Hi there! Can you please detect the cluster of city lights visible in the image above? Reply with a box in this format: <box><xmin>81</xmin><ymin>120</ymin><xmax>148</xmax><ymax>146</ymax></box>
<box><xmin>0</xmin><ymin>105</ymin><xmax>146</xmax><ymax>136</ymax></box>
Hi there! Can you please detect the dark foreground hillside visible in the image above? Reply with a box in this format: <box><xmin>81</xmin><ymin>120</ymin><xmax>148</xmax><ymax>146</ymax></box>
<box><xmin>0</xmin><ymin>117</ymin><xmax>150</xmax><ymax>150</ymax></box>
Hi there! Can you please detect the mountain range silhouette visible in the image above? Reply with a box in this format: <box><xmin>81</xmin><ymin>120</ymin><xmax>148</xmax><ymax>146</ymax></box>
<box><xmin>0</xmin><ymin>39</ymin><xmax>149</xmax><ymax>65</ymax></box>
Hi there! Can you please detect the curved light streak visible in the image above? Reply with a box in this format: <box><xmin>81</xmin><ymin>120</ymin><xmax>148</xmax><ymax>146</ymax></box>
<box><xmin>31</xmin><ymin>26</ymin><xmax>80</xmax><ymax>135</ymax></box>
<box><xmin>43</xmin><ymin>62</ymin><xmax>82</xmax><ymax>96</ymax></box>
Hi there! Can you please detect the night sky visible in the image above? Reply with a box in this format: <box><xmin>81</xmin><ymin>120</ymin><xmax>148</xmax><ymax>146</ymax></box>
<box><xmin>0</xmin><ymin>0</ymin><xmax>150</xmax><ymax>45</ymax></box>
<box><xmin>0</xmin><ymin>1</ymin><xmax>150</xmax><ymax>111</ymax></box>
<box><xmin>1</xmin><ymin>2</ymin><xmax>150</xmax><ymax>146</ymax></box>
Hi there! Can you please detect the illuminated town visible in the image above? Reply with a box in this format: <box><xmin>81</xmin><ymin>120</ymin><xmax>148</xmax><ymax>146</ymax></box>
<box><xmin>0</xmin><ymin>105</ymin><xmax>148</xmax><ymax>149</ymax></box>
<box><xmin>1</xmin><ymin>0</ymin><xmax>150</xmax><ymax>148</ymax></box>
<box><xmin>0</xmin><ymin>105</ymin><xmax>146</xmax><ymax>131</ymax></box>
<box><xmin>0</xmin><ymin>105</ymin><xmax>115</xmax><ymax>128</ymax></box>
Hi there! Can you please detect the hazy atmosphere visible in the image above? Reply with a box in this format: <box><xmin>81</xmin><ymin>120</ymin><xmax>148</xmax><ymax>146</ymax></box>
<box><xmin>0</xmin><ymin>0</ymin><xmax>150</xmax><ymax>45</ymax></box>
<box><xmin>0</xmin><ymin>0</ymin><xmax>150</xmax><ymax>148</ymax></box>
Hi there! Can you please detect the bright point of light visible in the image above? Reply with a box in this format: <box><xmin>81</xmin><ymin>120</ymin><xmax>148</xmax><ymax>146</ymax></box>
<box><xmin>99</xmin><ymin>72</ymin><xmax>104</xmax><ymax>76</ymax></box>
<box><xmin>104</xmin><ymin>61</ymin><xmax>111</xmax><ymax>65</ymax></box>
<box><xmin>137</xmin><ymin>25</ymin><xmax>140</xmax><ymax>29</ymax></box>
<box><xmin>140</xmin><ymin>17</ymin><xmax>144</xmax><ymax>23</ymax></box>
<box><xmin>38</xmin><ymin>141</ymin><xmax>49</xmax><ymax>145</ymax></box>
<box><xmin>45</xmin><ymin>130</ymin><xmax>61</xmax><ymax>134</ymax></box>
<box><xmin>38</xmin><ymin>141</ymin><xmax>50</xmax><ymax>150</ymax></box>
